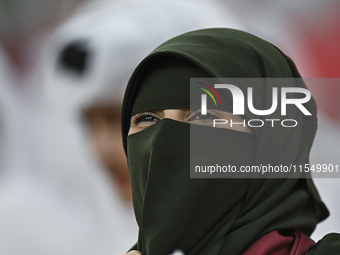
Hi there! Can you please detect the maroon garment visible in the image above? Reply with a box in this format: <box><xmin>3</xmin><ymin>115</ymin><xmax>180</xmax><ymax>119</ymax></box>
<box><xmin>243</xmin><ymin>230</ymin><xmax>316</xmax><ymax>255</ymax></box>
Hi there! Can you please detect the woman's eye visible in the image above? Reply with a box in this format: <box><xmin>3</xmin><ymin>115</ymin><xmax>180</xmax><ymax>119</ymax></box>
<box><xmin>192</xmin><ymin>113</ymin><xmax>215</xmax><ymax>120</ymax></box>
<box><xmin>134</xmin><ymin>113</ymin><xmax>160</xmax><ymax>125</ymax></box>
<box><xmin>138</xmin><ymin>115</ymin><xmax>158</xmax><ymax>123</ymax></box>
<box><xmin>190</xmin><ymin>111</ymin><xmax>217</xmax><ymax>122</ymax></box>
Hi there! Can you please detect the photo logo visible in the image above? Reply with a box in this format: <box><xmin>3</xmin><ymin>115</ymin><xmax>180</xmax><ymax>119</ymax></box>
<box><xmin>196</xmin><ymin>82</ymin><xmax>222</xmax><ymax>115</ymax></box>
<box><xmin>195</xmin><ymin>82</ymin><xmax>312</xmax><ymax>128</ymax></box>
<box><xmin>199</xmin><ymin>84</ymin><xmax>312</xmax><ymax>116</ymax></box>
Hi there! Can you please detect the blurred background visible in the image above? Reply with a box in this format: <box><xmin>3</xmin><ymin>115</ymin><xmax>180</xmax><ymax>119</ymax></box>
<box><xmin>0</xmin><ymin>0</ymin><xmax>339</xmax><ymax>254</ymax></box>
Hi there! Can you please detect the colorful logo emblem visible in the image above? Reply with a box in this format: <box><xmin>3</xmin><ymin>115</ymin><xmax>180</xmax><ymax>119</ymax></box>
<box><xmin>196</xmin><ymin>82</ymin><xmax>222</xmax><ymax>106</ymax></box>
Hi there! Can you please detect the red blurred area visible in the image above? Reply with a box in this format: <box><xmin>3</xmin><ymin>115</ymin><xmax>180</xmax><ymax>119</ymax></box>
<box><xmin>300</xmin><ymin>11</ymin><xmax>340</xmax><ymax>122</ymax></box>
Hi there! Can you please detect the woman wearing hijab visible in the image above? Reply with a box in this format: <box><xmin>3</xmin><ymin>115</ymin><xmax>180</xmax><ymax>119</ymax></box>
<box><xmin>121</xmin><ymin>28</ymin><xmax>340</xmax><ymax>255</ymax></box>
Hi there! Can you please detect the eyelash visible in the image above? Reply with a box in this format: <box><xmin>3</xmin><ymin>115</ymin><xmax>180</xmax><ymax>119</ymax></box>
<box><xmin>132</xmin><ymin>112</ymin><xmax>160</xmax><ymax>125</ymax></box>
<box><xmin>132</xmin><ymin>109</ymin><xmax>219</xmax><ymax>126</ymax></box>
<box><xmin>189</xmin><ymin>109</ymin><xmax>218</xmax><ymax>121</ymax></box>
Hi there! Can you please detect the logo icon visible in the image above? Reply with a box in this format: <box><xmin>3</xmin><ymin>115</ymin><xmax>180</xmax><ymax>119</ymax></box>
<box><xmin>197</xmin><ymin>83</ymin><xmax>312</xmax><ymax>116</ymax></box>
<box><xmin>196</xmin><ymin>82</ymin><xmax>222</xmax><ymax>115</ymax></box>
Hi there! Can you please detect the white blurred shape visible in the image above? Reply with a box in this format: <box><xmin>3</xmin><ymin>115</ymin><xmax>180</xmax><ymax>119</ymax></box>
<box><xmin>0</xmin><ymin>43</ymin><xmax>136</xmax><ymax>254</ymax></box>
<box><xmin>41</xmin><ymin>0</ymin><xmax>246</xmax><ymax>117</ymax></box>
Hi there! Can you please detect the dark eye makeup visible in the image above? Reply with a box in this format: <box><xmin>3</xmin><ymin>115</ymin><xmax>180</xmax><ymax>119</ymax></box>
<box><xmin>132</xmin><ymin>109</ymin><xmax>219</xmax><ymax>127</ymax></box>
<box><xmin>189</xmin><ymin>109</ymin><xmax>219</xmax><ymax>122</ymax></box>
<box><xmin>132</xmin><ymin>112</ymin><xmax>160</xmax><ymax>125</ymax></box>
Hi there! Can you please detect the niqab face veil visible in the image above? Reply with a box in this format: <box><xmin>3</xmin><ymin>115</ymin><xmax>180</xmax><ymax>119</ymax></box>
<box><xmin>121</xmin><ymin>28</ymin><xmax>329</xmax><ymax>255</ymax></box>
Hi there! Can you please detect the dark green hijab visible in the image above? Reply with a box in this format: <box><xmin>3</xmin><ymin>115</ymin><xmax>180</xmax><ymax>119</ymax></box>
<box><xmin>121</xmin><ymin>28</ymin><xmax>332</xmax><ymax>255</ymax></box>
